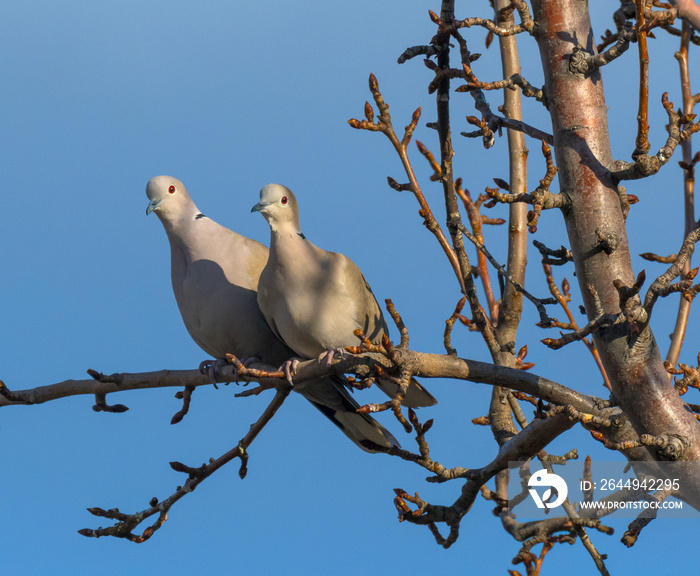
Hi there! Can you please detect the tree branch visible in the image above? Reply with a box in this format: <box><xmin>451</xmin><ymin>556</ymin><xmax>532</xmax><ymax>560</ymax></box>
<box><xmin>78</xmin><ymin>387</ymin><xmax>291</xmax><ymax>542</ymax></box>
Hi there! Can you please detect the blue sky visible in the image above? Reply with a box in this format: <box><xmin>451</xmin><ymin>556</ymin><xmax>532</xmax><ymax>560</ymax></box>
<box><xmin>1</xmin><ymin>1</ymin><xmax>698</xmax><ymax>574</ymax></box>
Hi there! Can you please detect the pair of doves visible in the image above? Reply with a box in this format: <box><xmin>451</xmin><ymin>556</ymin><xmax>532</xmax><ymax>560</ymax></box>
<box><xmin>146</xmin><ymin>176</ymin><xmax>436</xmax><ymax>452</ymax></box>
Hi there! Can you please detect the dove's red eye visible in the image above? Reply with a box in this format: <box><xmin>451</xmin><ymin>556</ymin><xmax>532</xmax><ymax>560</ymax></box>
<box><xmin>281</xmin><ymin>196</ymin><xmax>288</xmax><ymax>205</ymax></box>
<box><xmin>168</xmin><ymin>185</ymin><xmax>176</xmax><ymax>194</ymax></box>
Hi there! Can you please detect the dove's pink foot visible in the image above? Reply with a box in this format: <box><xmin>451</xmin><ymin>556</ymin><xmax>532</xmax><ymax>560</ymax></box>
<box><xmin>279</xmin><ymin>358</ymin><xmax>301</xmax><ymax>384</ymax></box>
<box><xmin>318</xmin><ymin>348</ymin><xmax>346</xmax><ymax>368</ymax></box>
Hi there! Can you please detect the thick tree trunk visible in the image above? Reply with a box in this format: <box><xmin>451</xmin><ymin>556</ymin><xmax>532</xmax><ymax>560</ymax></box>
<box><xmin>531</xmin><ymin>0</ymin><xmax>700</xmax><ymax>506</ymax></box>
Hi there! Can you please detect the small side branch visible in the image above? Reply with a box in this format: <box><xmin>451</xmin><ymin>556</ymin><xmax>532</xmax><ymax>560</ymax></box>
<box><xmin>569</xmin><ymin>21</ymin><xmax>637</xmax><ymax>77</ymax></box>
<box><xmin>484</xmin><ymin>141</ymin><xmax>565</xmax><ymax>232</ymax></box>
<box><xmin>444</xmin><ymin>297</ymin><xmax>467</xmax><ymax>355</ymax></box>
<box><xmin>397</xmin><ymin>44</ymin><xmax>441</xmax><ymax>64</ymax></box>
<box><xmin>457</xmin><ymin>0</ymin><xmax>535</xmax><ymax>37</ymax></box>
<box><xmin>541</xmin><ymin>314</ymin><xmax>615</xmax><ymax>350</ymax></box>
<box><xmin>540</xmin><ymin>264</ymin><xmax>611</xmax><ymax>390</ymax></box>
<box><xmin>458</xmin><ymin>222</ymin><xmax>556</xmax><ymax>327</ymax></box>
<box><xmin>611</xmin><ymin>92</ymin><xmax>700</xmax><ymax>181</ymax></box>
<box><xmin>457</xmin><ymin>73</ymin><xmax>547</xmax><ymax>107</ymax></box>
<box><xmin>534</xmin><ymin>240</ymin><xmax>573</xmax><ymax>266</ymax></box>
<box><xmin>461</xmin><ymin>113</ymin><xmax>553</xmax><ymax>145</ymax></box>
<box><xmin>0</xmin><ymin>368</ymin><xmax>220</xmax><ymax>408</ymax></box>
<box><xmin>635</xmin><ymin>0</ymin><xmax>651</xmax><ymax>158</ymax></box>
<box><xmin>643</xmin><ymin>224</ymin><xmax>700</xmax><ymax>321</ymax></box>
<box><xmin>348</xmin><ymin>73</ymin><xmax>467</xmax><ymax>295</ymax></box>
<box><xmin>78</xmin><ymin>387</ymin><xmax>291</xmax><ymax>542</ymax></box>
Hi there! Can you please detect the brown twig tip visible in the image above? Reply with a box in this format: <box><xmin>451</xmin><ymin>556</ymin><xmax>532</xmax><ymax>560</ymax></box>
<box><xmin>92</xmin><ymin>402</ymin><xmax>129</xmax><ymax>413</ymax></box>
<box><xmin>428</xmin><ymin>10</ymin><xmax>440</xmax><ymax>24</ymax></box>
<box><xmin>621</xmin><ymin>527</ymin><xmax>641</xmax><ymax>548</ymax></box>
<box><xmin>614</xmin><ymin>270</ymin><xmax>646</xmax><ymax>304</ymax></box>
<box><xmin>169</xmin><ymin>461</ymin><xmax>189</xmax><ymax>474</ymax></box>
<box><xmin>639</xmin><ymin>251</ymin><xmax>677</xmax><ymax>263</ymax></box>
<box><xmin>364</xmin><ymin>101</ymin><xmax>374</xmax><ymax>122</ymax></box>
<box><xmin>515</xmin><ymin>345</ymin><xmax>535</xmax><ymax>371</ymax></box>
<box><xmin>387</xmin><ymin>176</ymin><xmax>411</xmax><ymax>192</ymax></box>
<box><xmin>679</xmin><ymin>150</ymin><xmax>700</xmax><ymax>176</ymax></box>
<box><xmin>87</xmin><ymin>369</ymin><xmax>105</xmax><ymax>382</ymax></box>
<box><xmin>381</xmin><ymin>333</ymin><xmax>394</xmax><ymax>351</ymax></box>
<box><xmin>402</xmin><ymin>107</ymin><xmax>422</xmax><ymax>146</ymax></box>
<box><xmin>493</xmin><ymin>177</ymin><xmax>510</xmax><ymax>191</ymax></box>
<box><xmin>541</xmin><ymin>338</ymin><xmax>563</xmax><ymax>350</ymax></box>
<box><xmin>411</xmin><ymin>107</ymin><xmax>421</xmax><ymax>124</ymax></box>
<box><xmin>423</xmin><ymin>58</ymin><xmax>438</xmax><ymax>71</ymax></box>
<box><xmin>368</xmin><ymin>73</ymin><xmax>379</xmax><ymax>93</ymax></box>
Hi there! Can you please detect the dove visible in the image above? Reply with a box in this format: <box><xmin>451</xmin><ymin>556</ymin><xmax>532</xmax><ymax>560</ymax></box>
<box><xmin>252</xmin><ymin>183</ymin><xmax>436</xmax><ymax>408</ymax></box>
<box><xmin>146</xmin><ymin>175</ymin><xmax>398</xmax><ymax>452</ymax></box>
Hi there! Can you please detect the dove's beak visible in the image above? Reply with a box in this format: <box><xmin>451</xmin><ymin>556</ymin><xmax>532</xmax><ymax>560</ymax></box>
<box><xmin>251</xmin><ymin>201</ymin><xmax>268</xmax><ymax>213</ymax></box>
<box><xmin>146</xmin><ymin>199</ymin><xmax>161</xmax><ymax>215</ymax></box>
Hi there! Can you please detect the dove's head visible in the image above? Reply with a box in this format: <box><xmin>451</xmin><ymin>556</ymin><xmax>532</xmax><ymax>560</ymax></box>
<box><xmin>145</xmin><ymin>175</ymin><xmax>194</xmax><ymax>220</ymax></box>
<box><xmin>251</xmin><ymin>183</ymin><xmax>300</xmax><ymax>230</ymax></box>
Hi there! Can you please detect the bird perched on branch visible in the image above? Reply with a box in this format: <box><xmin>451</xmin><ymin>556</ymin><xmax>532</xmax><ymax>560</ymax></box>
<box><xmin>145</xmin><ymin>175</ymin><xmax>399</xmax><ymax>452</ymax></box>
<box><xmin>252</xmin><ymin>183</ymin><xmax>436</xmax><ymax>408</ymax></box>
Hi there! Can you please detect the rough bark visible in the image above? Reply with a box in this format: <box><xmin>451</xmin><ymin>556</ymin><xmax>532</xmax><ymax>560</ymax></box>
<box><xmin>531</xmin><ymin>0</ymin><xmax>700</xmax><ymax>506</ymax></box>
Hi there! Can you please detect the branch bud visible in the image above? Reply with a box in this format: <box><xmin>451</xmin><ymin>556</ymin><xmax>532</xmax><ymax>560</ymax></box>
<box><xmin>169</xmin><ymin>461</ymin><xmax>188</xmax><ymax>473</ymax></box>
<box><xmin>364</xmin><ymin>101</ymin><xmax>374</xmax><ymax>122</ymax></box>
<box><xmin>493</xmin><ymin>177</ymin><xmax>510</xmax><ymax>191</ymax></box>
<box><xmin>368</xmin><ymin>73</ymin><xmax>379</xmax><ymax>94</ymax></box>
<box><xmin>408</xmin><ymin>407</ymin><xmax>418</xmax><ymax>427</ymax></box>
<box><xmin>411</xmin><ymin>107</ymin><xmax>422</xmax><ymax>125</ymax></box>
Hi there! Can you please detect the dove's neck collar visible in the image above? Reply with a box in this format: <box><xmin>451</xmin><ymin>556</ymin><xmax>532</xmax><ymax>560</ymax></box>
<box><xmin>268</xmin><ymin>212</ymin><xmax>304</xmax><ymax>237</ymax></box>
<box><xmin>268</xmin><ymin>218</ymin><xmax>308</xmax><ymax>254</ymax></box>
<box><xmin>160</xmin><ymin>202</ymin><xmax>208</xmax><ymax>243</ymax></box>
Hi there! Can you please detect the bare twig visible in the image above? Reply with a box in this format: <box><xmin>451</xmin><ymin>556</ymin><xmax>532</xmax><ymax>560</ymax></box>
<box><xmin>348</xmin><ymin>74</ymin><xmax>467</xmax><ymax>295</ymax></box>
<box><xmin>534</xmin><ymin>240</ymin><xmax>573</xmax><ymax>266</ymax></box>
<box><xmin>457</xmin><ymin>73</ymin><xmax>547</xmax><ymax>106</ymax></box>
<box><xmin>643</xmin><ymin>224</ymin><xmax>700</xmax><ymax>321</ymax></box>
<box><xmin>457</xmin><ymin>0</ymin><xmax>534</xmax><ymax>37</ymax></box>
<box><xmin>540</xmin><ymin>264</ymin><xmax>612</xmax><ymax>390</ymax></box>
<box><xmin>457</xmin><ymin>223</ymin><xmax>556</xmax><ymax>327</ymax></box>
<box><xmin>612</xmin><ymin>93</ymin><xmax>700</xmax><ymax>180</ymax></box>
<box><xmin>78</xmin><ymin>387</ymin><xmax>291</xmax><ymax>542</ymax></box>
<box><xmin>635</xmin><ymin>0</ymin><xmax>651</xmax><ymax>158</ymax></box>
<box><xmin>569</xmin><ymin>21</ymin><xmax>637</xmax><ymax>76</ymax></box>
<box><xmin>666</xmin><ymin>19</ymin><xmax>698</xmax><ymax>370</ymax></box>
<box><xmin>455</xmin><ymin>182</ymin><xmax>500</xmax><ymax>322</ymax></box>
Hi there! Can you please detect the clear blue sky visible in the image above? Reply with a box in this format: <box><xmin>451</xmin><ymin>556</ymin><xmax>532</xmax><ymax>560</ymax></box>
<box><xmin>1</xmin><ymin>1</ymin><xmax>697</xmax><ymax>574</ymax></box>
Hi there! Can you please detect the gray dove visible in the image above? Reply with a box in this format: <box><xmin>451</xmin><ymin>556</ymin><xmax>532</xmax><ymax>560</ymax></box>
<box><xmin>146</xmin><ymin>175</ymin><xmax>398</xmax><ymax>452</ymax></box>
<box><xmin>252</xmin><ymin>183</ymin><xmax>436</xmax><ymax>408</ymax></box>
